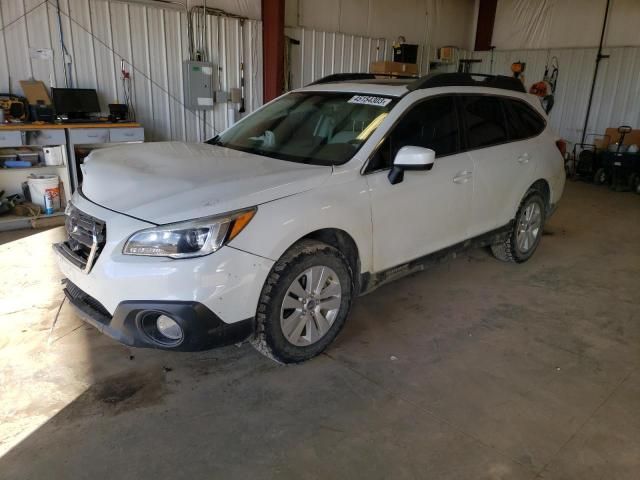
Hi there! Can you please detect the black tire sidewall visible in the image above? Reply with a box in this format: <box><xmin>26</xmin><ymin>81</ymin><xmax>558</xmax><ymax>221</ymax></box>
<box><xmin>594</xmin><ymin>168</ymin><xmax>607</xmax><ymax>185</ymax></box>
<box><xmin>260</xmin><ymin>247</ymin><xmax>353</xmax><ymax>363</ymax></box>
<box><xmin>511</xmin><ymin>192</ymin><xmax>546</xmax><ymax>262</ymax></box>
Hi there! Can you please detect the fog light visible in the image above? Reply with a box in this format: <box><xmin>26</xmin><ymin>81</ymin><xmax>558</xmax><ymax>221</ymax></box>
<box><xmin>156</xmin><ymin>315</ymin><xmax>183</xmax><ymax>341</ymax></box>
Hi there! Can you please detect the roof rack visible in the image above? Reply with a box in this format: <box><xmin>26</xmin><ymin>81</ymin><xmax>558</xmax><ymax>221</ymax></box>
<box><xmin>308</xmin><ymin>72</ymin><xmax>415</xmax><ymax>86</ymax></box>
<box><xmin>407</xmin><ymin>73</ymin><xmax>526</xmax><ymax>93</ymax></box>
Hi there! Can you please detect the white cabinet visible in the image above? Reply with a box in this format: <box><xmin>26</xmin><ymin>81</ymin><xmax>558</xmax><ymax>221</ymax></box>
<box><xmin>0</xmin><ymin>131</ymin><xmax>23</xmax><ymax>147</ymax></box>
<box><xmin>110</xmin><ymin>127</ymin><xmax>144</xmax><ymax>143</ymax></box>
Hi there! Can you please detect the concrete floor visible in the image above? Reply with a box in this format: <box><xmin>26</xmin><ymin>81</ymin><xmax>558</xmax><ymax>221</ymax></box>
<box><xmin>0</xmin><ymin>181</ymin><xmax>638</xmax><ymax>480</ymax></box>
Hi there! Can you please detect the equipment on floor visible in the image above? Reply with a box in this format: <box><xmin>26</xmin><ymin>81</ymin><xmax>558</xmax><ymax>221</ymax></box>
<box><xmin>573</xmin><ymin>133</ymin><xmax>610</xmax><ymax>182</ymax></box>
<box><xmin>52</xmin><ymin>88</ymin><xmax>101</xmax><ymax>121</ymax></box>
<box><xmin>600</xmin><ymin>125</ymin><xmax>640</xmax><ymax>192</ymax></box>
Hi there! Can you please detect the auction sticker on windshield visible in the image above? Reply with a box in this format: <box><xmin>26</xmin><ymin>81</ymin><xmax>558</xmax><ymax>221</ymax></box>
<box><xmin>348</xmin><ymin>95</ymin><xmax>392</xmax><ymax>107</ymax></box>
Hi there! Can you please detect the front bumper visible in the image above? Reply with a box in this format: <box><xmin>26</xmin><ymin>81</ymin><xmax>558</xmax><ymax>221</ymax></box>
<box><xmin>63</xmin><ymin>280</ymin><xmax>254</xmax><ymax>351</ymax></box>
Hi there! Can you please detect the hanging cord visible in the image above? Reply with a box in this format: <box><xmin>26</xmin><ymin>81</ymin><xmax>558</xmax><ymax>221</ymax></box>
<box><xmin>55</xmin><ymin>0</ymin><xmax>73</xmax><ymax>87</ymax></box>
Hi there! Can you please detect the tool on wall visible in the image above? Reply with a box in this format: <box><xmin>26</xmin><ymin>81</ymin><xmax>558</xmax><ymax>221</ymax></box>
<box><xmin>511</xmin><ymin>61</ymin><xmax>526</xmax><ymax>84</ymax></box>
<box><xmin>120</xmin><ymin>59</ymin><xmax>136</xmax><ymax>121</ymax></box>
<box><xmin>529</xmin><ymin>56</ymin><xmax>559</xmax><ymax>114</ymax></box>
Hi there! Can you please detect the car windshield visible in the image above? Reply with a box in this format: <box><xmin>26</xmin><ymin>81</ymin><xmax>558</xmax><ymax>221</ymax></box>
<box><xmin>209</xmin><ymin>92</ymin><xmax>395</xmax><ymax>166</ymax></box>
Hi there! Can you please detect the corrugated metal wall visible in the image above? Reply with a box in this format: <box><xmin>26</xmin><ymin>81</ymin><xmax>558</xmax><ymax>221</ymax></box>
<box><xmin>286</xmin><ymin>27</ymin><xmax>390</xmax><ymax>89</ymax></box>
<box><xmin>0</xmin><ymin>0</ymin><xmax>262</xmax><ymax>142</ymax></box>
<box><xmin>470</xmin><ymin>47</ymin><xmax>640</xmax><ymax>145</ymax></box>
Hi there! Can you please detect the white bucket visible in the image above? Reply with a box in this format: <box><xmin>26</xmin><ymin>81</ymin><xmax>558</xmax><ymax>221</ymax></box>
<box><xmin>27</xmin><ymin>174</ymin><xmax>60</xmax><ymax>213</ymax></box>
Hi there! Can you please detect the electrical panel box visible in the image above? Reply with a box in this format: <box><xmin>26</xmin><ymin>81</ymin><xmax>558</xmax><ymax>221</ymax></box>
<box><xmin>182</xmin><ymin>61</ymin><xmax>216</xmax><ymax>110</ymax></box>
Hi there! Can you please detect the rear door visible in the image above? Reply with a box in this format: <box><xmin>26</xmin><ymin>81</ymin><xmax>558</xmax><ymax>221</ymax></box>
<box><xmin>460</xmin><ymin>95</ymin><xmax>539</xmax><ymax>236</ymax></box>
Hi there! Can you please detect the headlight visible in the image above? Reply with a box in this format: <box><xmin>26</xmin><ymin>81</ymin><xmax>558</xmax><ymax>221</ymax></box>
<box><xmin>123</xmin><ymin>207</ymin><xmax>256</xmax><ymax>258</ymax></box>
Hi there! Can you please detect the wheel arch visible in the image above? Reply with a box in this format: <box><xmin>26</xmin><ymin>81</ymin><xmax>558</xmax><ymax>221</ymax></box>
<box><xmin>527</xmin><ymin>178</ymin><xmax>551</xmax><ymax>211</ymax></box>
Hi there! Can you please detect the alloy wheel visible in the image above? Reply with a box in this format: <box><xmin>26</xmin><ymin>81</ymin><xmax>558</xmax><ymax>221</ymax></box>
<box><xmin>280</xmin><ymin>266</ymin><xmax>342</xmax><ymax>347</ymax></box>
<box><xmin>516</xmin><ymin>202</ymin><xmax>542</xmax><ymax>253</ymax></box>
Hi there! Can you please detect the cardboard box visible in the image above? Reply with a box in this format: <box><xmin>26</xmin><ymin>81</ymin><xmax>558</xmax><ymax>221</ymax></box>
<box><xmin>370</xmin><ymin>61</ymin><xmax>418</xmax><ymax>77</ymax></box>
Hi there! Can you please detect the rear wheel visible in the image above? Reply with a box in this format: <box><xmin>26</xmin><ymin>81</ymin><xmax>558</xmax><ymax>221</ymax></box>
<box><xmin>491</xmin><ymin>190</ymin><xmax>546</xmax><ymax>263</ymax></box>
<box><xmin>628</xmin><ymin>173</ymin><xmax>640</xmax><ymax>194</ymax></box>
<box><xmin>251</xmin><ymin>240</ymin><xmax>353</xmax><ymax>363</ymax></box>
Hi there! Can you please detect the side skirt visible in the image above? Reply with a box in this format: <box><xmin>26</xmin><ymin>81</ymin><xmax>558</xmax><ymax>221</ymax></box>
<box><xmin>358</xmin><ymin>221</ymin><xmax>514</xmax><ymax>295</ymax></box>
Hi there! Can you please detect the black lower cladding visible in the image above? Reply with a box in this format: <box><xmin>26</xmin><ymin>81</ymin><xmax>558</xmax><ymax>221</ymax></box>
<box><xmin>63</xmin><ymin>280</ymin><xmax>254</xmax><ymax>351</ymax></box>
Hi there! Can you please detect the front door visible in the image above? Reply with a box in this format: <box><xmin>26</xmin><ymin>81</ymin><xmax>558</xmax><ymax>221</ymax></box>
<box><xmin>365</xmin><ymin>95</ymin><xmax>474</xmax><ymax>272</ymax></box>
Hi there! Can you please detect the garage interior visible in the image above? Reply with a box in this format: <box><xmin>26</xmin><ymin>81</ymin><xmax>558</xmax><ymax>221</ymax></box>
<box><xmin>0</xmin><ymin>0</ymin><xmax>639</xmax><ymax>479</ymax></box>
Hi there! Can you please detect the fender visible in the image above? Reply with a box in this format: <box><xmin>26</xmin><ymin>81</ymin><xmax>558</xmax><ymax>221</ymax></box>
<box><xmin>228</xmin><ymin>171</ymin><xmax>374</xmax><ymax>274</ymax></box>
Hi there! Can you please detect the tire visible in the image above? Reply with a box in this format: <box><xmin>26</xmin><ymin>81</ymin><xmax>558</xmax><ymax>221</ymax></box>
<box><xmin>251</xmin><ymin>240</ymin><xmax>354</xmax><ymax>364</ymax></box>
<box><xmin>491</xmin><ymin>190</ymin><xmax>546</xmax><ymax>264</ymax></box>
<box><xmin>628</xmin><ymin>173</ymin><xmax>640</xmax><ymax>194</ymax></box>
<box><xmin>593</xmin><ymin>167</ymin><xmax>607</xmax><ymax>185</ymax></box>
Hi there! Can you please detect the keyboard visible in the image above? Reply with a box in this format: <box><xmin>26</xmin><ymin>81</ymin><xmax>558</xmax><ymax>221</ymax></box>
<box><xmin>60</xmin><ymin>118</ymin><xmax>108</xmax><ymax>124</ymax></box>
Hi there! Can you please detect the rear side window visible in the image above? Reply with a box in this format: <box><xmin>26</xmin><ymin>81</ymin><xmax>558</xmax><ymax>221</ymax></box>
<box><xmin>460</xmin><ymin>95</ymin><xmax>508</xmax><ymax>149</ymax></box>
<box><xmin>367</xmin><ymin>95</ymin><xmax>459</xmax><ymax>171</ymax></box>
<box><xmin>503</xmin><ymin>99</ymin><xmax>546</xmax><ymax>140</ymax></box>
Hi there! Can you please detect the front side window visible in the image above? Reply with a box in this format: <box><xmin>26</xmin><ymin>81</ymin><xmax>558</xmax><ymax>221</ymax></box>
<box><xmin>367</xmin><ymin>95</ymin><xmax>460</xmax><ymax>171</ymax></box>
<box><xmin>460</xmin><ymin>95</ymin><xmax>508</xmax><ymax>149</ymax></box>
<box><xmin>210</xmin><ymin>92</ymin><xmax>394</xmax><ymax>166</ymax></box>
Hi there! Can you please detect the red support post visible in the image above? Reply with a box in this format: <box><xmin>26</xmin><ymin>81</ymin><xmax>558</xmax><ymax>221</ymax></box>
<box><xmin>262</xmin><ymin>0</ymin><xmax>285</xmax><ymax>102</ymax></box>
<box><xmin>474</xmin><ymin>0</ymin><xmax>498</xmax><ymax>51</ymax></box>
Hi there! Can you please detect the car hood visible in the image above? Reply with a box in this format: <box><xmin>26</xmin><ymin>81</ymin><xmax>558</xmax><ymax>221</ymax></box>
<box><xmin>80</xmin><ymin>142</ymin><xmax>332</xmax><ymax>224</ymax></box>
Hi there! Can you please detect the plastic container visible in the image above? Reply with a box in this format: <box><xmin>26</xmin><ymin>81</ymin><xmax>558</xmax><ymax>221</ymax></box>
<box><xmin>27</xmin><ymin>174</ymin><xmax>60</xmax><ymax>212</ymax></box>
<box><xmin>17</xmin><ymin>151</ymin><xmax>40</xmax><ymax>165</ymax></box>
<box><xmin>4</xmin><ymin>160</ymin><xmax>31</xmax><ymax>168</ymax></box>
<box><xmin>0</xmin><ymin>153</ymin><xmax>18</xmax><ymax>166</ymax></box>
<box><xmin>43</xmin><ymin>146</ymin><xmax>65</xmax><ymax>166</ymax></box>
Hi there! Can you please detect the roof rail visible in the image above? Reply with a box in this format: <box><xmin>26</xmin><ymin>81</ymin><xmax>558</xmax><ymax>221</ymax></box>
<box><xmin>407</xmin><ymin>73</ymin><xmax>526</xmax><ymax>93</ymax></box>
<box><xmin>308</xmin><ymin>72</ymin><xmax>415</xmax><ymax>86</ymax></box>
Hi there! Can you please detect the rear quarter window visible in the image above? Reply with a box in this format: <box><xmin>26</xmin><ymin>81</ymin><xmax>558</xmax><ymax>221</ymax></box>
<box><xmin>503</xmin><ymin>98</ymin><xmax>546</xmax><ymax>140</ymax></box>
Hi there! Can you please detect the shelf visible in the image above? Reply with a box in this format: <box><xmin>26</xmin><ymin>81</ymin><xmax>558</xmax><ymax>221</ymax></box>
<box><xmin>1</xmin><ymin>165</ymin><xmax>66</xmax><ymax>172</ymax></box>
<box><xmin>0</xmin><ymin>211</ymin><xmax>65</xmax><ymax>231</ymax></box>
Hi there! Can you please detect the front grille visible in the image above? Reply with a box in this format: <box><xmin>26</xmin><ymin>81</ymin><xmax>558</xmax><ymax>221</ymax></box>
<box><xmin>56</xmin><ymin>203</ymin><xmax>106</xmax><ymax>273</ymax></box>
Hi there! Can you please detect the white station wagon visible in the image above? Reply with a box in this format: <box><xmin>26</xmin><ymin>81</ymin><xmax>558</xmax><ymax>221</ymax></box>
<box><xmin>55</xmin><ymin>73</ymin><xmax>565</xmax><ymax>363</ymax></box>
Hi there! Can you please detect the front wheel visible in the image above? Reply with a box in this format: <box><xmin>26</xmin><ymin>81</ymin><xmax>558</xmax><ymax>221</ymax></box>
<box><xmin>251</xmin><ymin>240</ymin><xmax>353</xmax><ymax>363</ymax></box>
<box><xmin>491</xmin><ymin>190</ymin><xmax>546</xmax><ymax>263</ymax></box>
<box><xmin>593</xmin><ymin>167</ymin><xmax>607</xmax><ymax>185</ymax></box>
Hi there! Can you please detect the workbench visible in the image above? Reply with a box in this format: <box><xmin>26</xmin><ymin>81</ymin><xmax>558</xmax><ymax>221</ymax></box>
<box><xmin>0</xmin><ymin>122</ymin><xmax>143</xmax><ymax>231</ymax></box>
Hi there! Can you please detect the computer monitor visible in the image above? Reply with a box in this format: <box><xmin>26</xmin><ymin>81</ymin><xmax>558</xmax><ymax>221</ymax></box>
<box><xmin>52</xmin><ymin>88</ymin><xmax>101</xmax><ymax>118</ymax></box>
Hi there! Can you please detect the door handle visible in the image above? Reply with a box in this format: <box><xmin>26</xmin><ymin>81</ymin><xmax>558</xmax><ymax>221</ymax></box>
<box><xmin>453</xmin><ymin>171</ymin><xmax>472</xmax><ymax>184</ymax></box>
<box><xmin>518</xmin><ymin>153</ymin><xmax>530</xmax><ymax>164</ymax></box>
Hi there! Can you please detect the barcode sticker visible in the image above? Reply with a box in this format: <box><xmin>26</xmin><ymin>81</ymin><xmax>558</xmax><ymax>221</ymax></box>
<box><xmin>348</xmin><ymin>95</ymin><xmax>392</xmax><ymax>107</ymax></box>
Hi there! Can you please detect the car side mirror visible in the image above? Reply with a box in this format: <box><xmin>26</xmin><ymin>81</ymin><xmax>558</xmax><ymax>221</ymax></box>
<box><xmin>388</xmin><ymin>146</ymin><xmax>436</xmax><ymax>185</ymax></box>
